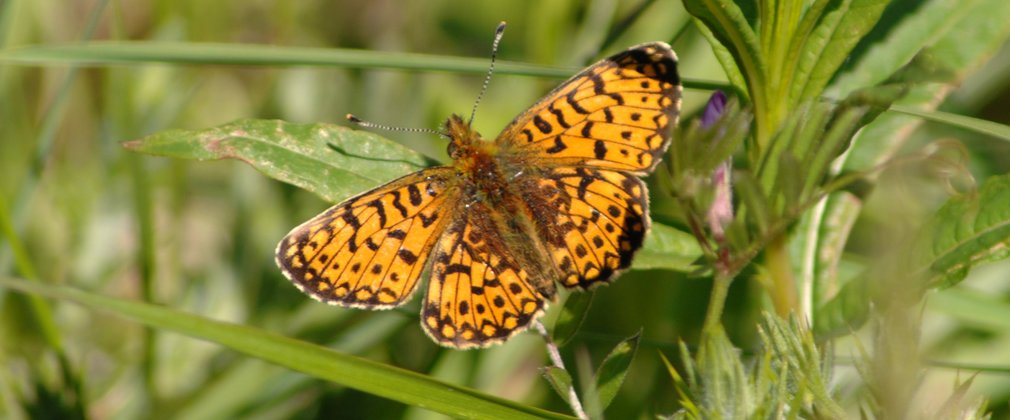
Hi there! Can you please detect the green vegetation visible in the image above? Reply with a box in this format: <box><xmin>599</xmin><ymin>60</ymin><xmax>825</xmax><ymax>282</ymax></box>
<box><xmin>3</xmin><ymin>0</ymin><xmax>1010</xmax><ymax>418</ymax></box>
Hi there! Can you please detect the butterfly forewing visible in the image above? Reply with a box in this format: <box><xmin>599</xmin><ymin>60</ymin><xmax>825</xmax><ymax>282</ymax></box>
<box><xmin>276</xmin><ymin>167</ymin><xmax>457</xmax><ymax>308</ymax></box>
<box><xmin>496</xmin><ymin>42</ymin><xmax>681</xmax><ymax>174</ymax></box>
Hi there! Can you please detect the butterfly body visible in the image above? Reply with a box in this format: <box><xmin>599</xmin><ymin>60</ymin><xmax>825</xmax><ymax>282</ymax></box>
<box><xmin>277</xmin><ymin>42</ymin><xmax>681</xmax><ymax>348</ymax></box>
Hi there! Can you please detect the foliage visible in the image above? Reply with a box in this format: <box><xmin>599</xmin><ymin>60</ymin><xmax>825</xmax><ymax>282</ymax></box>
<box><xmin>3</xmin><ymin>0</ymin><xmax>1010</xmax><ymax>419</ymax></box>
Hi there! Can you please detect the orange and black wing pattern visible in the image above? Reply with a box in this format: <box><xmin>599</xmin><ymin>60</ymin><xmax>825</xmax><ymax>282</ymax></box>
<box><xmin>518</xmin><ymin>167</ymin><xmax>649</xmax><ymax>290</ymax></box>
<box><xmin>496</xmin><ymin>42</ymin><xmax>681</xmax><ymax>174</ymax></box>
<box><xmin>422</xmin><ymin>202</ymin><xmax>555</xmax><ymax>349</ymax></box>
<box><xmin>276</xmin><ymin>167</ymin><xmax>457</xmax><ymax>309</ymax></box>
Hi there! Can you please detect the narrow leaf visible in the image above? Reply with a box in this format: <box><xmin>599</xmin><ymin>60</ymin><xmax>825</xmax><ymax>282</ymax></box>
<box><xmin>551</xmin><ymin>292</ymin><xmax>593</xmax><ymax>348</ymax></box>
<box><xmin>810</xmin><ymin>0</ymin><xmax>1010</xmax><ymax>326</ymax></box>
<box><xmin>0</xmin><ymin>41</ymin><xmax>724</xmax><ymax>90</ymax></box>
<box><xmin>828</xmin><ymin>0</ymin><xmax>999</xmax><ymax>97</ymax></box>
<box><xmin>124</xmin><ymin>119</ymin><xmax>431</xmax><ymax>203</ymax></box>
<box><xmin>0</xmin><ymin>41</ymin><xmax>572</xmax><ymax>78</ymax></box>
<box><xmin>684</xmin><ymin>0</ymin><xmax>766</xmax><ymax>104</ymax></box>
<box><xmin>593</xmin><ymin>331</ymin><xmax>641</xmax><ymax>411</ymax></box>
<box><xmin>890</xmin><ymin>105</ymin><xmax>1010</xmax><ymax>142</ymax></box>
<box><xmin>692</xmin><ymin>20</ymin><xmax>749</xmax><ymax>100</ymax></box>
<box><xmin>929</xmin><ymin>287</ymin><xmax>1010</xmax><ymax>332</ymax></box>
<box><xmin>790</xmin><ymin>0</ymin><xmax>888</xmax><ymax>106</ymax></box>
<box><xmin>0</xmin><ymin>277</ymin><xmax>570</xmax><ymax>420</ymax></box>
<box><xmin>541</xmin><ymin>366</ymin><xmax>575</xmax><ymax>403</ymax></box>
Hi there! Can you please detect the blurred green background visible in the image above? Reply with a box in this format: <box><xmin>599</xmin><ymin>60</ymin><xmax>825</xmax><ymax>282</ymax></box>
<box><xmin>3</xmin><ymin>0</ymin><xmax>1010</xmax><ymax>418</ymax></box>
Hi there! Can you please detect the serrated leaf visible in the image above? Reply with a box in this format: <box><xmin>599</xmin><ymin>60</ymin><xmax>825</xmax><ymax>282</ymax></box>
<box><xmin>124</xmin><ymin>119</ymin><xmax>431</xmax><ymax>203</ymax></box>
<box><xmin>551</xmin><ymin>293</ymin><xmax>593</xmax><ymax>348</ymax></box>
<box><xmin>913</xmin><ymin>174</ymin><xmax>1010</xmax><ymax>289</ymax></box>
<box><xmin>0</xmin><ymin>277</ymin><xmax>569</xmax><ymax>420</ymax></box>
<box><xmin>593</xmin><ymin>331</ymin><xmax>640</xmax><ymax>411</ymax></box>
<box><xmin>541</xmin><ymin>366</ymin><xmax>575</xmax><ymax>404</ymax></box>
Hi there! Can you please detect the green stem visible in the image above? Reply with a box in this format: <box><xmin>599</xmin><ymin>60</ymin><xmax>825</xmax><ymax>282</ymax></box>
<box><xmin>765</xmin><ymin>234</ymin><xmax>797</xmax><ymax>316</ymax></box>
<box><xmin>703</xmin><ymin>255</ymin><xmax>733</xmax><ymax>334</ymax></box>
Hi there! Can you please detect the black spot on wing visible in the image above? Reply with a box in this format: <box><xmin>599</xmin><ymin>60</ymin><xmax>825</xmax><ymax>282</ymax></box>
<box><xmin>546</xmin><ymin>138</ymin><xmax>567</xmax><ymax>154</ymax></box>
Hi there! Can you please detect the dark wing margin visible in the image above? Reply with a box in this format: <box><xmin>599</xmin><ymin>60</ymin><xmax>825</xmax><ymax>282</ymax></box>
<box><xmin>495</xmin><ymin>42</ymin><xmax>682</xmax><ymax>174</ymax></box>
<box><xmin>422</xmin><ymin>202</ymin><xmax>555</xmax><ymax>349</ymax></box>
<box><xmin>276</xmin><ymin>167</ymin><xmax>456</xmax><ymax>309</ymax></box>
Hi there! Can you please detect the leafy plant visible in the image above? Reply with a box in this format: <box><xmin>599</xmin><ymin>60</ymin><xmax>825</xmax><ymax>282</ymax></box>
<box><xmin>3</xmin><ymin>1</ymin><xmax>1010</xmax><ymax>419</ymax></box>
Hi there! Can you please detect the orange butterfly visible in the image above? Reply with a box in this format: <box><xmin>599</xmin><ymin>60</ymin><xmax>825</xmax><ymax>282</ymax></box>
<box><xmin>276</xmin><ymin>32</ymin><xmax>681</xmax><ymax>349</ymax></box>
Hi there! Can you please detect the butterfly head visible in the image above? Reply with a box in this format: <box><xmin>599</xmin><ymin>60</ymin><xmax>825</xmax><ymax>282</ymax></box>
<box><xmin>445</xmin><ymin>114</ymin><xmax>486</xmax><ymax>161</ymax></box>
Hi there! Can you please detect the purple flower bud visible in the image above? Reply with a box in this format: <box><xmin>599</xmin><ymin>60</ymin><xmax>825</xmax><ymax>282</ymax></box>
<box><xmin>702</xmin><ymin>91</ymin><xmax>732</xmax><ymax>242</ymax></box>
<box><xmin>701</xmin><ymin>91</ymin><xmax>727</xmax><ymax>129</ymax></box>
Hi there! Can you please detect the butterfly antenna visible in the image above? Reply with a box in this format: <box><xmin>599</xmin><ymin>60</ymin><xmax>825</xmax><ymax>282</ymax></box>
<box><xmin>346</xmin><ymin>114</ymin><xmax>447</xmax><ymax>138</ymax></box>
<box><xmin>468</xmin><ymin>21</ymin><xmax>507</xmax><ymax>126</ymax></box>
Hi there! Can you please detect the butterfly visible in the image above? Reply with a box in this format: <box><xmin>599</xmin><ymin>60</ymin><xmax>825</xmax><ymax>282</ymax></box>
<box><xmin>276</xmin><ymin>38</ymin><xmax>681</xmax><ymax>349</ymax></box>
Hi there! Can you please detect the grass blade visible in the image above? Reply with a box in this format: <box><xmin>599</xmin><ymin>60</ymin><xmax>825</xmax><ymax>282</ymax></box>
<box><xmin>0</xmin><ymin>276</ymin><xmax>572</xmax><ymax>420</ymax></box>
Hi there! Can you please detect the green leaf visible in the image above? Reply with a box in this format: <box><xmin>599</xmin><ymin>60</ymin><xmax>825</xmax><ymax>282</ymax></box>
<box><xmin>0</xmin><ymin>41</ymin><xmax>726</xmax><ymax>90</ymax></box>
<box><xmin>593</xmin><ymin>331</ymin><xmax>640</xmax><ymax>411</ymax></box>
<box><xmin>692</xmin><ymin>20</ymin><xmax>749</xmax><ymax>100</ymax></box>
<box><xmin>890</xmin><ymin>105</ymin><xmax>1010</xmax><ymax>142</ymax></box>
<box><xmin>124</xmin><ymin>119</ymin><xmax>431</xmax><ymax>203</ymax></box>
<box><xmin>928</xmin><ymin>287</ymin><xmax>1010</xmax><ymax>332</ymax></box>
<box><xmin>829</xmin><ymin>0</ymin><xmax>1007</xmax><ymax>97</ymax></box>
<box><xmin>659</xmin><ymin>351</ymin><xmax>701</xmax><ymax>417</ymax></box>
<box><xmin>541</xmin><ymin>366</ymin><xmax>575</xmax><ymax>404</ymax></box>
<box><xmin>0</xmin><ymin>41</ymin><xmax>573</xmax><ymax>78</ymax></box>
<box><xmin>0</xmin><ymin>277</ymin><xmax>571</xmax><ymax>420</ymax></box>
<box><xmin>551</xmin><ymin>292</ymin><xmax>593</xmax><ymax>348</ymax></box>
<box><xmin>813</xmin><ymin>267</ymin><xmax>872</xmax><ymax>339</ymax></box>
<box><xmin>127</xmin><ymin>119</ymin><xmax>701</xmax><ymax>267</ymax></box>
<box><xmin>632</xmin><ymin>222</ymin><xmax>703</xmax><ymax>272</ymax></box>
<box><xmin>788</xmin><ymin>0</ymin><xmax>888</xmax><ymax>107</ymax></box>
<box><xmin>683</xmin><ymin>0</ymin><xmax>765</xmax><ymax>104</ymax></box>
<box><xmin>807</xmin><ymin>0</ymin><xmax>1010</xmax><ymax>328</ymax></box>
<box><xmin>914</xmin><ymin>174</ymin><xmax>1010</xmax><ymax>289</ymax></box>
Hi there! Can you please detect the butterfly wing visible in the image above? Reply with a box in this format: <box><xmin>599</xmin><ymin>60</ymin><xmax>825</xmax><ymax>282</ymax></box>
<box><xmin>496</xmin><ymin>42</ymin><xmax>681</xmax><ymax>175</ymax></box>
<box><xmin>276</xmin><ymin>167</ymin><xmax>457</xmax><ymax>308</ymax></box>
<box><xmin>517</xmin><ymin>166</ymin><xmax>649</xmax><ymax>289</ymax></box>
<box><xmin>422</xmin><ymin>201</ymin><xmax>556</xmax><ymax>349</ymax></box>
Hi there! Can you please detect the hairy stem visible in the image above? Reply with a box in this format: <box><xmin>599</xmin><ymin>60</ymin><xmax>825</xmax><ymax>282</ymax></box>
<box><xmin>534</xmin><ymin>321</ymin><xmax>588</xmax><ymax>420</ymax></box>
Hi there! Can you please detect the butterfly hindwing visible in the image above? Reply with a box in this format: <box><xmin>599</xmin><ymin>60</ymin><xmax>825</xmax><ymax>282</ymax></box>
<box><xmin>422</xmin><ymin>202</ymin><xmax>555</xmax><ymax>349</ymax></box>
<box><xmin>276</xmin><ymin>167</ymin><xmax>457</xmax><ymax>308</ymax></box>
<box><xmin>518</xmin><ymin>166</ymin><xmax>649</xmax><ymax>289</ymax></box>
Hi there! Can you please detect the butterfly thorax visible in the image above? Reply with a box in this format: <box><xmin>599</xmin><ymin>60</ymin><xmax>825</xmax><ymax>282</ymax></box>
<box><xmin>444</xmin><ymin>114</ymin><xmax>512</xmax><ymax>206</ymax></box>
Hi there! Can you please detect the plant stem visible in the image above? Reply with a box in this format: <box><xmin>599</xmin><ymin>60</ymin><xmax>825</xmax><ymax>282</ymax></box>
<box><xmin>765</xmin><ymin>234</ymin><xmax>797</xmax><ymax>316</ymax></box>
<box><xmin>533</xmin><ymin>321</ymin><xmax>588</xmax><ymax>420</ymax></box>
<box><xmin>703</xmin><ymin>257</ymin><xmax>732</xmax><ymax>335</ymax></box>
